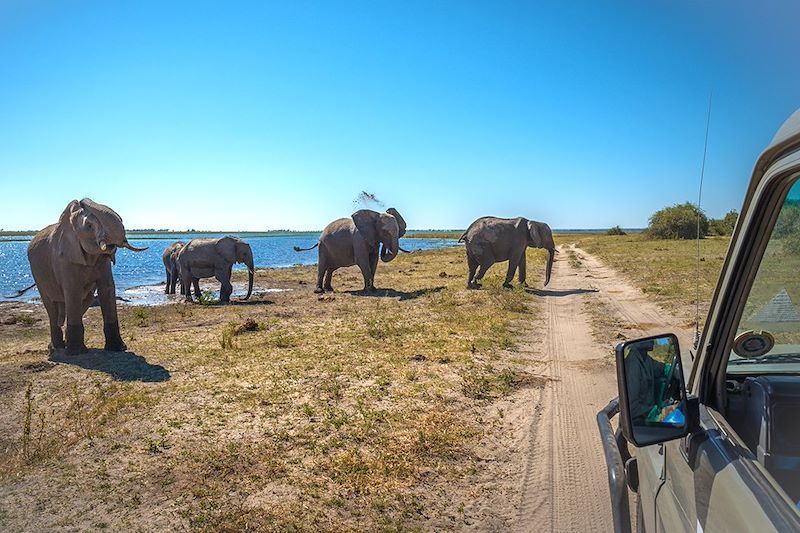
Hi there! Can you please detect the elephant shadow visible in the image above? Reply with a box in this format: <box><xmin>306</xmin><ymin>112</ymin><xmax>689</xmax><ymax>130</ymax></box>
<box><xmin>50</xmin><ymin>350</ymin><xmax>170</xmax><ymax>382</ymax></box>
<box><xmin>347</xmin><ymin>286</ymin><xmax>446</xmax><ymax>301</ymax></box>
<box><xmin>526</xmin><ymin>288</ymin><xmax>599</xmax><ymax>297</ymax></box>
<box><xmin>229</xmin><ymin>299</ymin><xmax>276</xmax><ymax>307</ymax></box>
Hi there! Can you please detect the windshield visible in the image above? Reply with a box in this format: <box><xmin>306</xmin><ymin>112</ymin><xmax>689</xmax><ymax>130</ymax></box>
<box><xmin>729</xmin><ymin>179</ymin><xmax>800</xmax><ymax>374</ymax></box>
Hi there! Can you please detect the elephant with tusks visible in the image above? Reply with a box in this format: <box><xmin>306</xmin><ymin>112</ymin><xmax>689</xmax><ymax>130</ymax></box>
<box><xmin>294</xmin><ymin>208</ymin><xmax>407</xmax><ymax>293</ymax></box>
<box><xmin>23</xmin><ymin>198</ymin><xmax>148</xmax><ymax>355</ymax></box>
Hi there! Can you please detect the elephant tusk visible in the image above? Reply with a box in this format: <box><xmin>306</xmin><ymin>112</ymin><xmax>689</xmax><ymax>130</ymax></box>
<box><xmin>99</xmin><ymin>240</ymin><xmax>108</xmax><ymax>251</ymax></box>
<box><xmin>121</xmin><ymin>241</ymin><xmax>148</xmax><ymax>252</ymax></box>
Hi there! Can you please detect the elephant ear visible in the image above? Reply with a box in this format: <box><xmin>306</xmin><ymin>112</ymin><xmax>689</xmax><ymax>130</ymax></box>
<box><xmin>527</xmin><ymin>220</ymin><xmax>543</xmax><ymax>248</ymax></box>
<box><xmin>56</xmin><ymin>200</ymin><xmax>90</xmax><ymax>265</ymax></box>
<box><xmin>214</xmin><ymin>236</ymin><xmax>238</xmax><ymax>264</ymax></box>
<box><xmin>386</xmin><ymin>208</ymin><xmax>406</xmax><ymax>238</ymax></box>
<box><xmin>352</xmin><ymin>210</ymin><xmax>379</xmax><ymax>245</ymax></box>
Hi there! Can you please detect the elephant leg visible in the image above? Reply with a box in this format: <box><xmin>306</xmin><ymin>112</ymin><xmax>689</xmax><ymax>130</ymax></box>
<box><xmin>503</xmin><ymin>255</ymin><xmax>520</xmax><ymax>288</ymax></box>
<box><xmin>97</xmin><ymin>284</ymin><xmax>128</xmax><ymax>352</ymax></box>
<box><xmin>472</xmin><ymin>262</ymin><xmax>492</xmax><ymax>289</ymax></box>
<box><xmin>368</xmin><ymin>250</ymin><xmax>379</xmax><ymax>290</ymax></box>
<box><xmin>165</xmin><ymin>270</ymin><xmax>171</xmax><ymax>294</ymax></box>
<box><xmin>356</xmin><ymin>257</ymin><xmax>373</xmax><ymax>292</ymax></box>
<box><xmin>467</xmin><ymin>253</ymin><xmax>479</xmax><ymax>289</ymax></box>
<box><xmin>518</xmin><ymin>250</ymin><xmax>528</xmax><ymax>287</ymax></box>
<box><xmin>315</xmin><ymin>257</ymin><xmax>326</xmax><ymax>293</ymax></box>
<box><xmin>64</xmin><ymin>290</ymin><xmax>88</xmax><ymax>356</ymax></box>
<box><xmin>180</xmin><ymin>266</ymin><xmax>194</xmax><ymax>302</ymax></box>
<box><xmin>42</xmin><ymin>297</ymin><xmax>65</xmax><ymax>353</ymax></box>
<box><xmin>323</xmin><ymin>269</ymin><xmax>334</xmax><ymax>292</ymax></box>
<box><xmin>97</xmin><ymin>267</ymin><xmax>126</xmax><ymax>351</ymax></box>
<box><xmin>192</xmin><ymin>278</ymin><xmax>201</xmax><ymax>299</ymax></box>
<box><xmin>216</xmin><ymin>269</ymin><xmax>233</xmax><ymax>303</ymax></box>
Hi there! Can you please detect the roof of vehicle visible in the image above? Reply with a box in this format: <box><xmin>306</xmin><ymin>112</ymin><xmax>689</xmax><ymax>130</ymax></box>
<box><xmin>741</xmin><ymin>108</ymin><xmax>800</xmax><ymax>216</ymax></box>
<box><xmin>771</xmin><ymin>108</ymin><xmax>800</xmax><ymax>149</ymax></box>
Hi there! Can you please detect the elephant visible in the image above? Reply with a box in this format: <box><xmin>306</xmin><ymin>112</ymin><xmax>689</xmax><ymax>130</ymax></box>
<box><xmin>161</xmin><ymin>241</ymin><xmax>195</xmax><ymax>295</ymax></box>
<box><xmin>294</xmin><ymin>208</ymin><xmax>406</xmax><ymax>293</ymax></box>
<box><xmin>459</xmin><ymin>216</ymin><xmax>555</xmax><ymax>289</ymax></box>
<box><xmin>26</xmin><ymin>198</ymin><xmax>147</xmax><ymax>355</ymax></box>
<box><xmin>177</xmin><ymin>236</ymin><xmax>254</xmax><ymax>303</ymax></box>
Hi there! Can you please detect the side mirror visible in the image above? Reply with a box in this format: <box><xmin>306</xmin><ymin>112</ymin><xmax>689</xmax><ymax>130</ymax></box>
<box><xmin>616</xmin><ymin>334</ymin><xmax>698</xmax><ymax>447</ymax></box>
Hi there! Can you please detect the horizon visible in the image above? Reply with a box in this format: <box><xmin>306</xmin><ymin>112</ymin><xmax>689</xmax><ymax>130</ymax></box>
<box><xmin>2</xmin><ymin>2</ymin><xmax>799</xmax><ymax>231</ymax></box>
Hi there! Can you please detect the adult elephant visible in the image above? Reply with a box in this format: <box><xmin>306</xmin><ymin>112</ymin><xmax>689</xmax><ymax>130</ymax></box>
<box><xmin>27</xmin><ymin>198</ymin><xmax>147</xmax><ymax>355</ymax></box>
<box><xmin>177</xmin><ymin>236</ymin><xmax>254</xmax><ymax>303</ymax></box>
<box><xmin>294</xmin><ymin>208</ymin><xmax>406</xmax><ymax>293</ymax></box>
<box><xmin>459</xmin><ymin>216</ymin><xmax>555</xmax><ymax>289</ymax></box>
<box><xmin>161</xmin><ymin>241</ymin><xmax>190</xmax><ymax>295</ymax></box>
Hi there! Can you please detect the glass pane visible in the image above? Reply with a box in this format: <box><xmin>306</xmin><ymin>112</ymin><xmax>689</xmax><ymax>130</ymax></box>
<box><xmin>729</xmin><ymin>179</ymin><xmax>800</xmax><ymax>373</ymax></box>
<box><xmin>623</xmin><ymin>336</ymin><xmax>687</xmax><ymax>445</ymax></box>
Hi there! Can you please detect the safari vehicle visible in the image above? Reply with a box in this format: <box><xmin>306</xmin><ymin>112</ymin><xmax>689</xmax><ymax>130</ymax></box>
<box><xmin>598</xmin><ymin>108</ymin><xmax>800</xmax><ymax>533</ymax></box>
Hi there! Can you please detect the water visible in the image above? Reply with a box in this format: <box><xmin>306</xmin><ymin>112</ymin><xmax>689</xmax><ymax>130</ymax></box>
<box><xmin>0</xmin><ymin>232</ymin><xmax>458</xmax><ymax>305</ymax></box>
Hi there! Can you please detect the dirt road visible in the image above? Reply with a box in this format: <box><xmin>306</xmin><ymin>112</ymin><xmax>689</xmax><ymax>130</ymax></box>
<box><xmin>513</xmin><ymin>244</ymin><xmax>692</xmax><ymax>532</ymax></box>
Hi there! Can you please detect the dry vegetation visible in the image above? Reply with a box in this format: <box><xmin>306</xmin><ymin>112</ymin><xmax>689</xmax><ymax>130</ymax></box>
<box><xmin>563</xmin><ymin>233</ymin><xmax>732</xmax><ymax>325</ymax></box>
<box><xmin>0</xmin><ymin>246</ymin><xmax>551</xmax><ymax>531</ymax></box>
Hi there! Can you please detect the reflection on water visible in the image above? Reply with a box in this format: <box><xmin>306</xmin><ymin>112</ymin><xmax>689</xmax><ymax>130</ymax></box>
<box><xmin>0</xmin><ymin>232</ymin><xmax>458</xmax><ymax>305</ymax></box>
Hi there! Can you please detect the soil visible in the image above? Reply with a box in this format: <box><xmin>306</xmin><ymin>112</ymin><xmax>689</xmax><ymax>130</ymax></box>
<box><xmin>0</xmin><ymin>244</ymin><xmax>693</xmax><ymax>531</ymax></box>
<box><xmin>509</xmin><ymin>244</ymin><xmax>691</xmax><ymax>532</ymax></box>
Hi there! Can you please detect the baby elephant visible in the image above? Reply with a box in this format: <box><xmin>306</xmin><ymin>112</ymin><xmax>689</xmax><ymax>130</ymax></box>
<box><xmin>177</xmin><ymin>236</ymin><xmax>254</xmax><ymax>303</ymax></box>
<box><xmin>294</xmin><ymin>208</ymin><xmax>406</xmax><ymax>293</ymax></box>
<box><xmin>459</xmin><ymin>216</ymin><xmax>555</xmax><ymax>289</ymax></box>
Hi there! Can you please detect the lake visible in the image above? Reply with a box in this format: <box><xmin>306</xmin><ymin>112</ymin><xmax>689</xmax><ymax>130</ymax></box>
<box><xmin>0</xmin><ymin>232</ymin><xmax>459</xmax><ymax>305</ymax></box>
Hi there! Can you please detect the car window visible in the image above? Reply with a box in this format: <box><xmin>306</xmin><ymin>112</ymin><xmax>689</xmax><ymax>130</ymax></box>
<box><xmin>729</xmin><ymin>179</ymin><xmax>800</xmax><ymax>373</ymax></box>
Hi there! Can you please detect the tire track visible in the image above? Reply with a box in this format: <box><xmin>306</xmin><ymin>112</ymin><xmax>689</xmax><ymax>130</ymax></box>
<box><xmin>514</xmin><ymin>244</ymin><xmax>690</xmax><ymax>532</ymax></box>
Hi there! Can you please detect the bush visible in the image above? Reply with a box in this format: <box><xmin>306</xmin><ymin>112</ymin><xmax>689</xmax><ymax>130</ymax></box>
<box><xmin>708</xmin><ymin>210</ymin><xmax>738</xmax><ymax>236</ymax></box>
<box><xmin>647</xmin><ymin>202</ymin><xmax>708</xmax><ymax>240</ymax></box>
<box><xmin>784</xmin><ymin>233</ymin><xmax>800</xmax><ymax>255</ymax></box>
<box><xmin>606</xmin><ymin>225</ymin><xmax>626</xmax><ymax>236</ymax></box>
<box><xmin>775</xmin><ymin>203</ymin><xmax>800</xmax><ymax>238</ymax></box>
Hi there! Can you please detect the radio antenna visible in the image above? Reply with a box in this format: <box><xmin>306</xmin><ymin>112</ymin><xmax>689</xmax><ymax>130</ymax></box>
<box><xmin>694</xmin><ymin>91</ymin><xmax>713</xmax><ymax>351</ymax></box>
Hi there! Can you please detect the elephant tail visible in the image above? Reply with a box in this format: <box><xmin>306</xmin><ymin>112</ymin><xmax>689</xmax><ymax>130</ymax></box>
<box><xmin>6</xmin><ymin>282</ymin><xmax>36</xmax><ymax>298</ymax></box>
<box><xmin>293</xmin><ymin>243</ymin><xmax>319</xmax><ymax>252</ymax></box>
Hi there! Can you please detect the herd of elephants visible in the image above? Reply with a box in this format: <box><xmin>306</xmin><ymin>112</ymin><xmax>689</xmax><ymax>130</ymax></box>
<box><xmin>17</xmin><ymin>198</ymin><xmax>556</xmax><ymax>356</ymax></box>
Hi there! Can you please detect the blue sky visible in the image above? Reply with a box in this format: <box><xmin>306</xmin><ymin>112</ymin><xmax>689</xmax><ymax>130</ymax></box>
<box><xmin>1</xmin><ymin>1</ymin><xmax>799</xmax><ymax>231</ymax></box>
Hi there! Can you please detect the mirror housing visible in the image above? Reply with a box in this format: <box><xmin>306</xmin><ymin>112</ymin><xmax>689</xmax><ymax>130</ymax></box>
<box><xmin>615</xmin><ymin>333</ymin><xmax>699</xmax><ymax>447</ymax></box>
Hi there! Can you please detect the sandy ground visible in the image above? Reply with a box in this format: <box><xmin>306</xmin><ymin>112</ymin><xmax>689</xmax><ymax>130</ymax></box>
<box><xmin>511</xmin><ymin>244</ymin><xmax>691</xmax><ymax>532</ymax></box>
<box><xmin>0</xmin><ymin>244</ymin><xmax>694</xmax><ymax>531</ymax></box>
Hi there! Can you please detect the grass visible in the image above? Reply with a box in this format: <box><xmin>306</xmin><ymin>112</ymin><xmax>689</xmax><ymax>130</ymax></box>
<box><xmin>562</xmin><ymin>232</ymin><xmax>731</xmax><ymax>325</ymax></box>
<box><xmin>0</xmin><ymin>245</ymin><xmax>547</xmax><ymax>531</ymax></box>
<box><xmin>404</xmin><ymin>231</ymin><xmax>464</xmax><ymax>239</ymax></box>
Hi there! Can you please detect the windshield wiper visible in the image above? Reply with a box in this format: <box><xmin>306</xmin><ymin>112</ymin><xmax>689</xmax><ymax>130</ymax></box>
<box><xmin>729</xmin><ymin>353</ymin><xmax>800</xmax><ymax>365</ymax></box>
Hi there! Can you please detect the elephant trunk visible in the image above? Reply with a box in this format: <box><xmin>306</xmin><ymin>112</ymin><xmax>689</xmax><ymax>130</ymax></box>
<box><xmin>121</xmin><ymin>240</ymin><xmax>148</xmax><ymax>252</ymax></box>
<box><xmin>380</xmin><ymin>237</ymin><xmax>399</xmax><ymax>263</ymax></box>
<box><xmin>245</xmin><ymin>258</ymin><xmax>254</xmax><ymax>300</ymax></box>
<box><xmin>544</xmin><ymin>247</ymin><xmax>554</xmax><ymax>286</ymax></box>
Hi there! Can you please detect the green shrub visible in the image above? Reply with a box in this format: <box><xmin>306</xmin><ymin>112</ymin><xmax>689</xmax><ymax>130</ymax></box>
<box><xmin>784</xmin><ymin>232</ymin><xmax>800</xmax><ymax>255</ymax></box>
<box><xmin>606</xmin><ymin>225</ymin><xmax>626</xmax><ymax>236</ymax></box>
<box><xmin>775</xmin><ymin>203</ymin><xmax>800</xmax><ymax>238</ymax></box>
<box><xmin>647</xmin><ymin>202</ymin><xmax>708</xmax><ymax>240</ymax></box>
<box><xmin>709</xmin><ymin>210</ymin><xmax>738</xmax><ymax>236</ymax></box>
